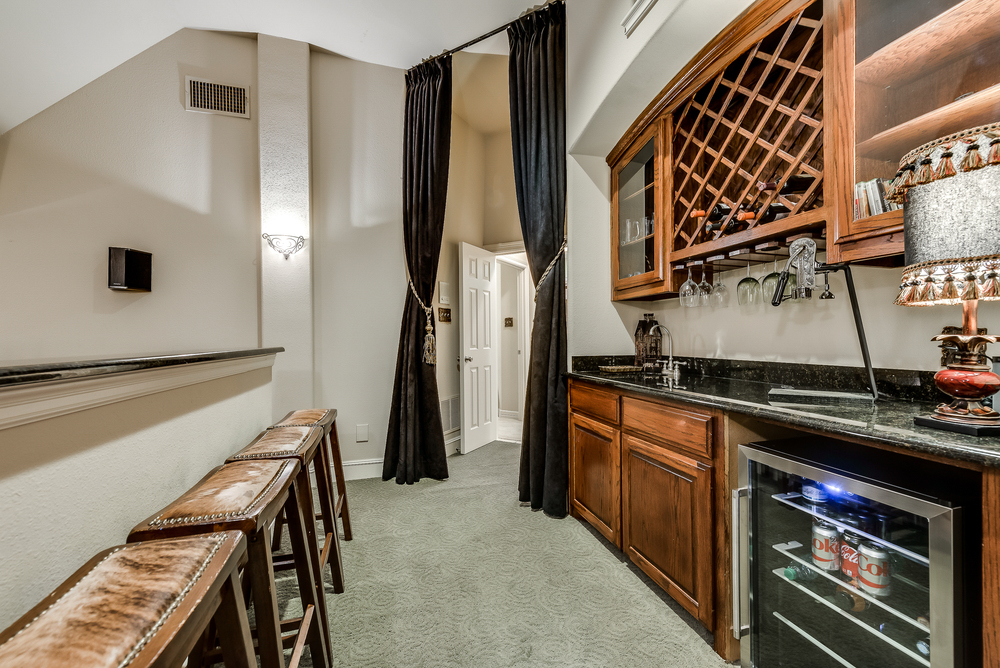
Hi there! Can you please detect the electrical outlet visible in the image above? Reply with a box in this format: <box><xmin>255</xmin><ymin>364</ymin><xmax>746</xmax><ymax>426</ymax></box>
<box><xmin>356</xmin><ymin>424</ymin><xmax>369</xmax><ymax>442</ymax></box>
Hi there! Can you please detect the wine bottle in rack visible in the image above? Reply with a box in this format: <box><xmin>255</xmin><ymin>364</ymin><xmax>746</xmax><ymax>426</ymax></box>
<box><xmin>738</xmin><ymin>203</ymin><xmax>791</xmax><ymax>225</ymax></box>
<box><xmin>690</xmin><ymin>203</ymin><xmax>732</xmax><ymax>231</ymax></box>
<box><xmin>757</xmin><ymin>174</ymin><xmax>816</xmax><ymax>195</ymax></box>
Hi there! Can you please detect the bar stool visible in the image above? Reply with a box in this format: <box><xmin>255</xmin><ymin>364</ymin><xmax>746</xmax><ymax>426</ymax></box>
<box><xmin>227</xmin><ymin>426</ymin><xmax>340</xmax><ymax>642</ymax></box>
<box><xmin>128</xmin><ymin>459</ymin><xmax>330</xmax><ymax>668</ymax></box>
<box><xmin>0</xmin><ymin>531</ymin><xmax>255</xmax><ymax>667</ymax></box>
<box><xmin>269</xmin><ymin>409</ymin><xmax>352</xmax><ymax>543</ymax></box>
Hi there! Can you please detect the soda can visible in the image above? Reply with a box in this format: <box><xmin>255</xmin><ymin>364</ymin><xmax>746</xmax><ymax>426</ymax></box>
<box><xmin>858</xmin><ymin>542</ymin><xmax>893</xmax><ymax>597</ymax></box>
<box><xmin>840</xmin><ymin>530</ymin><xmax>862</xmax><ymax>580</ymax></box>
<box><xmin>812</xmin><ymin>522</ymin><xmax>840</xmax><ymax>571</ymax></box>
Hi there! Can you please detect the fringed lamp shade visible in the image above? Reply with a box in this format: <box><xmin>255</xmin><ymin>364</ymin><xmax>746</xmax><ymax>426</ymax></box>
<box><xmin>894</xmin><ymin>123</ymin><xmax>1000</xmax><ymax>434</ymax></box>
<box><xmin>894</xmin><ymin>127</ymin><xmax>1000</xmax><ymax>307</ymax></box>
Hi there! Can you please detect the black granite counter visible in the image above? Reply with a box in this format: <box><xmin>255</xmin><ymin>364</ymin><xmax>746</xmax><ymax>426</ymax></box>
<box><xmin>568</xmin><ymin>368</ymin><xmax>1000</xmax><ymax>469</ymax></box>
<box><xmin>0</xmin><ymin>348</ymin><xmax>285</xmax><ymax>388</ymax></box>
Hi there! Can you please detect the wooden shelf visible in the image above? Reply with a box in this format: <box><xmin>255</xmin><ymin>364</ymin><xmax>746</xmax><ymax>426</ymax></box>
<box><xmin>856</xmin><ymin>83</ymin><xmax>1000</xmax><ymax>162</ymax></box>
<box><xmin>620</xmin><ymin>233</ymin><xmax>655</xmax><ymax>248</ymax></box>
<box><xmin>856</xmin><ymin>0</ymin><xmax>1000</xmax><ymax>87</ymax></box>
<box><xmin>621</xmin><ymin>182</ymin><xmax>654</xmax><ymax>202</ymax></box>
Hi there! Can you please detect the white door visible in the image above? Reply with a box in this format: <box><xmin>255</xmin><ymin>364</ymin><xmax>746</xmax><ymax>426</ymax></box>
<box><xmin>459</xmin><ymin>242</ymin><xmax>499</xmax><ymax>454</ymax></box>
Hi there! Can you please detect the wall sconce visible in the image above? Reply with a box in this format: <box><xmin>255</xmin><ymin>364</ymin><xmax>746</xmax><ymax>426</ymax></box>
<box><xmin>262</xmin><ymin>233</ymin><xmax>305</xmax><ymax>259</ymax></box>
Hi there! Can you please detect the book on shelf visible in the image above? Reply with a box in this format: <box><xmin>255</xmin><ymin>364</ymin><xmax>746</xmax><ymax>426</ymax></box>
<box><xmin>853</xmin><ymin>178</ymin><xmax>900</xmax><ymax>220</ymax></box>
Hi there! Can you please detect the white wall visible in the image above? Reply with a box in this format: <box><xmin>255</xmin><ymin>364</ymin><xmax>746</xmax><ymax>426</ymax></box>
<box><xmin>483</xmin><ymin>130</ymin><xmax>521</xmax><ymax>246</ymax></box>
<box><xmin>0</xmin><ymin>368</ymin><xmax>273</xmax><ymax>629</ymax></box>
<box><xmin>436</xmin><ymin>113</ymin><xmax>487</xmax><ymax>407</ymax></box>
<box><xmin>310</xmin><ymin>51</ymin><xmax>408</xmax><ymax>473</ymax></box>
<box><xmin>0</xmin><ymin>29</ymin><xmax>260</xmax><ymax>361</ymax></box>
<box><xmin>0</xmin><ymin>29</ymin><xmax>275</xmax><ymax>626</ymax></box>
<box><xmin>564</xmin><ymin>0</ymin><xmax>995</xmax><ymax>373</ymax></box>
<box><xmin>499</xmin><ymin>260</ymin><xmax>520</xmax><ymax>412</ymax></box>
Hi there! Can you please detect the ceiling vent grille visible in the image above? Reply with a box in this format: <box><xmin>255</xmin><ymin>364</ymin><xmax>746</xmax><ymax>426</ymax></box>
<box><xmin>185</xmin><ymin>76</ymin><xmax>250</xmax><ymax>118</ymax></box>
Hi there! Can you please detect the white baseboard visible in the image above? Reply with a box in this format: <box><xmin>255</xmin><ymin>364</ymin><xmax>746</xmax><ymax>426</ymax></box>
<box><xmin>499</xmin><ymin>410</ymin><xmax>519</xmax><ymax>419</ymax></box>
<box><xmin>342</xmin><ymin>458</ymin><xmax>383</xmax><ymax>481</ymax></box>
<box><xmin>445</xmin><ymin>433</ymin><xmax>461</xmax><ymax>455</ymax></box>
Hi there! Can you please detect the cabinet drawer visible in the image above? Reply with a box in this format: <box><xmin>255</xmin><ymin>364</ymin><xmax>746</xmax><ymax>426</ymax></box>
<box><xmin>570</xmin><ymin>382</ymin><xmax>620</xmax><ymax>424</ymax></box>
<box><xmin>622</xmin><ymin>397</ymin><xmax>712</xmax><ymax>458</ymax></box>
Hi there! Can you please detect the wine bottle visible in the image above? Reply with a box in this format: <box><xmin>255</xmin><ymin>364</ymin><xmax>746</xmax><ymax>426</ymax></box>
<box><xmin>691</xmin><ymin>204</ymin><xmax>731</xmax><ymax>227</ymax></box>
<box><xmin>757</xmin><ymin>174</ymin><xmax>816</xmax><ymax>195</ymax></box>
<box><xmin>738</xmin><ymin>203</ymin><xmax>791</xmax><ymax>224</ymax></box>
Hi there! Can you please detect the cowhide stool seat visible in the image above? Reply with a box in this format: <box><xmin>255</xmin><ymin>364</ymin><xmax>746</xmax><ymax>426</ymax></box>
<box><xmin>269</xmin><ymin>409</ymin><xmax>352</xmax><ymax>545</ymax></box>
<box><xmin>0</xmin><ymin>531</ymin><xmax>254</xmax><ymax>668</ymax></box>
<box><xmin>128</xmin><ymin>460</ymin><xmax>330</xmax><ymax>668</ymax></box>
<box><xmin>226</xmin><ymin>426</ymin><xmax>340</xmax><ymax>645</ymax></box>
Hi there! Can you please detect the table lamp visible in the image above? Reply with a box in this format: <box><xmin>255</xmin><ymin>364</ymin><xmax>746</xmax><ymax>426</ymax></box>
<box><xmin>891</xmin><ymin>123</ymin><xmax>1000</xmax><ymax>436</ymax></box>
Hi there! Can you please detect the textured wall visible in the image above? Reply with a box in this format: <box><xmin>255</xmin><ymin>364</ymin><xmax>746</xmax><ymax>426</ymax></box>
<box><xmin>0</xmin><ymin>29</ymin><xmax>259</xmax><ymax>362</ymax></box>
<box><xmin>0</xmin><ymin>367</ymin><xmax>273</xmax><ymax>630</ymax></box>
<box><xmin>310</xmin><ymin>50</ymin><xmax>408</xmax><ymax>470</ymax></box>
<box><xmin>258</xmin><ymin>34</ymin><xmax>314</xmax><ymax>420</ymax></box>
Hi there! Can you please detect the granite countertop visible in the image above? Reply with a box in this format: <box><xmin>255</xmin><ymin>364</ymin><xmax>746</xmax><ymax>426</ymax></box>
<box><xmin>568</xmin><ymin>368</ymin><xmax>1000</xmax><ymax>468</ymax></box>
<box><xmin>0</xmin><ymin>348</ymin><xmax>285</xmax><ymax>388</ymax></box>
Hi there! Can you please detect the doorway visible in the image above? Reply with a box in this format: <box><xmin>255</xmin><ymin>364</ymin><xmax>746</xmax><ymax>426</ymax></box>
<box><xmin>497</xmin><ymin>252</ymin><xmax>531</xmax><ymax>443</ymax></box>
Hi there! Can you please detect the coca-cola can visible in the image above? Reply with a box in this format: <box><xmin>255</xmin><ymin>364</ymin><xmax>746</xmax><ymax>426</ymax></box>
<box><xmin>812</xmin><ymin>522</ymin><xmax>840</xmax><ymax>571</ymax></box>
<box><xmin>840</xmin><ymin>530</ymin><xmax>862</xmax><ymax>580</ymax></box>
<box><xmin>858</xmin><ymin>542</ymin><xmax>892</xmax><ymax>597</ymax></box>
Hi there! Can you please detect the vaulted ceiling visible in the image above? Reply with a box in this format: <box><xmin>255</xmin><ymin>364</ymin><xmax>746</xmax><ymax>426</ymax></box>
<box><xmin>0</xmin><ymin>0</ymin><xmax>531</xmax><ymax>134</ymax></box>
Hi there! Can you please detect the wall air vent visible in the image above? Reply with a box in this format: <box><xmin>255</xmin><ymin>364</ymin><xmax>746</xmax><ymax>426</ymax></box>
<box><xmin>440</xmin><ymin>395</ymin><xmax>460</xmax><ymax>434</ymax></box>
<box><xmin>185</xmin><ymin>76</ymin><xmax>250</xmax><ymax>118</ymax></box>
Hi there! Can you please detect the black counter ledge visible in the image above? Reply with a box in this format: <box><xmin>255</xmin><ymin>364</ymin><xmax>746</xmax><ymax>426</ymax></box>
<box><xmin>0</xmin><ymin>348</ymin><xmax>285</xmax><ymax>388</ymax></box>
<box><xmin>568</xmin><ymin>370</ymin><xmax>1000</xmax><ymax>469</ymax></box>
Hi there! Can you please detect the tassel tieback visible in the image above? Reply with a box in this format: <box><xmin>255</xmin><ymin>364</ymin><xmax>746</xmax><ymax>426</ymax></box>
<box><xmin>406</xmin><ymin>274</ymin><xmax>437</xmax><ymax>366</ymax></box>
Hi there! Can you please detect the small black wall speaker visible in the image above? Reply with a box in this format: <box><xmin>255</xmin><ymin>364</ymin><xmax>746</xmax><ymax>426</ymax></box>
<box><xmin>108</xmin><ymin>247</ymin><xmax>152</xmax><ymax>292</ymax></box>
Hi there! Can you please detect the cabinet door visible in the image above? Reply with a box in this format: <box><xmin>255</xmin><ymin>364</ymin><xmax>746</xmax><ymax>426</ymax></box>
<box><xmin>569</xmin><ymin>412</ymin><xmax>621</xmax><ymax>547</ymax></box>
<box><xmin>622</xmin><ymin>433</ymin><xmax>713</xmax><ymax>628</ymax></box>
<box><xmin>611</xmin><ymin>119</ymin><xmax>670</xmax><ymax>300</ymax></box>
<box><xmin>831</xmin><ymin>0</ymin><xmax>1000</xmax><ymax>263</ymax></box>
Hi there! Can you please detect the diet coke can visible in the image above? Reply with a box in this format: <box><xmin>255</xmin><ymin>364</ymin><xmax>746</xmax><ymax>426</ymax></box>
<box><xmin>840</xmin><ymin>530</ymin><xmax>862</xmax><ymax>580</ymax></box>
<box><xmin>812</xmin><ymin>522</ymin><xmax>840</xmax><ymax>571</ymax></box>
<box><xmin>858</xmin><ymin>542</ymin><xmax>892</xmax><ymax>597</ymax></box>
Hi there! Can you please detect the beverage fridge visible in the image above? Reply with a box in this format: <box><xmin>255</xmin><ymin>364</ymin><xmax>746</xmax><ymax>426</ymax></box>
<box><xmin>732</xmin><ymin>438</ymin><xmax>979</xmax><ymax>668</ymax></box>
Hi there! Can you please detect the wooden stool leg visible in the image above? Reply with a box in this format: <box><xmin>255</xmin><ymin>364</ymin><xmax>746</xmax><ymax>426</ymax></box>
<box><xmin>313</xmin><ymin>438</ymin><xmax>346</xmax><ymax>594</ymax></box>
<box><xmin>327</xmin><ymin>426</ymin><xmax>352</xmax><ymax>541</ymax></box>
<box><xmin>286</xmin><ymin>476</ymin><xmax>332</xmax><ymax>668</ymax></box>
<box><xmin>216</xmin><ymin>569</ymin><xmax>256</xmax><ymax>668</ymax></box>
<box><xmin>271</xmin><ymin>509</ymin><xmax>285</xmax><ymax>552</ymax></box>
<box><xmin>248</xmin><ymin>527</ymin><xmax>286</xmax><ymax>668</ymax></box>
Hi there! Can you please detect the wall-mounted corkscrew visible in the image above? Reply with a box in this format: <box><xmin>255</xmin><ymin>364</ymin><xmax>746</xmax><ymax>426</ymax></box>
<box><xmin>770</xmin><ymin>238</ymin><xmax>882</xmax><ymax>401</ymax></box>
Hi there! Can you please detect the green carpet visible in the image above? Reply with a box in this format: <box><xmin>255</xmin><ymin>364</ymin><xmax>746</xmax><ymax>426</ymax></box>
<box><xmin>275</xmin><ymin>440</ymin><xmax>729</xmax><ymax>667</ymax></box>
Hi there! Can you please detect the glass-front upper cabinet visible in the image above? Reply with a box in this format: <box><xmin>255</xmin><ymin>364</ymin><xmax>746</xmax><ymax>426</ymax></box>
<box><xmin>848</xmin><ymin>0</ymin><xmax>1000</xmax><ymax>242</ymax></box>
<box><xmin>611</xmin><ymin>120</ymin><xmax>668</xmax><ymax>300</ymax></box>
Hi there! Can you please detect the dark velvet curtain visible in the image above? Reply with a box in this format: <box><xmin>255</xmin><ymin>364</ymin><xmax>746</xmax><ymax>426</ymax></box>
<box><xmin>383</xmin><ymin>58</ymin><xmax>452</xmax><ymax>485</ymax></box>
<box><xmin>508</xmin><ymin>2</ymin><xmax>568</xmax><ymax>518</ymax></box>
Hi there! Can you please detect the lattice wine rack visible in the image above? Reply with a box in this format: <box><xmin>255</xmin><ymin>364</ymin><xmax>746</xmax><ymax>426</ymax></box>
<box><xmin>671</xmin><ymin>1</ymin><xmax>825</xmax><ymax>268</ymax></box>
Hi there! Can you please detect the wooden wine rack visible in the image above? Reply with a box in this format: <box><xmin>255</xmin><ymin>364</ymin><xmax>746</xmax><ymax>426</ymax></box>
<box><xmin>670</xmin><ymin>1</ymin><xmax>825</xmax><ymax>267</ymax></box>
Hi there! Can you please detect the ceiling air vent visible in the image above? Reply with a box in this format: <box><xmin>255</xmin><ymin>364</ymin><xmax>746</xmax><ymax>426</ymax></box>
<box><xmin>185</xmin><ymin>76</ymin><xmax>250</xmax><ymax>118</ymax></box>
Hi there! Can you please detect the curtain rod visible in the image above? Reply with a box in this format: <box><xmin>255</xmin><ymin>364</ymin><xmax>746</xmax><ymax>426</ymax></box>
<box><xmin>420</xmin><ymin>0</ymin><xmax>563</xmax><ymax>65</ymax></box>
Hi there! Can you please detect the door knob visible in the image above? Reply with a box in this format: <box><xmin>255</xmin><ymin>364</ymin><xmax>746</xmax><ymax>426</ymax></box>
<box><xmin>464</xmin><ymin>356</ymin><xmax>473</xmax><ymax>362</ymax></box>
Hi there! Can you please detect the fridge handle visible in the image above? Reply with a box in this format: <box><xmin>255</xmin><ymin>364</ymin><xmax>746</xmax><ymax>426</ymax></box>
<box><xmin>732</xmin><ymin>487</ymin><xmax>749</xmax><ymax>640</ymax></box>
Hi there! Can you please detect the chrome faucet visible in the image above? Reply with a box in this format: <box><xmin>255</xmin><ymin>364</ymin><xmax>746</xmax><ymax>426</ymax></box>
<box><xmin>648</xmin><ymin>324</ymin><xmax>683</xmax><ymax>380</ymax></box>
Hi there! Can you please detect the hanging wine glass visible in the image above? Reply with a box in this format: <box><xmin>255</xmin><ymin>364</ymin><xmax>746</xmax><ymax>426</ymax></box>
<box><xmin>697</xmin><ymin>266</ymin><xmax>713</xmax><ymax>306</ymax></box>
<box><xmin>737</xmin><ymin>263</ymin><xmax>762</xmax><ymax>305</ymax></box>
<box><xmin>710</xmin><ymin>270</ymin><xmax>730</xmax><ymax>307</ymax></box>
<box><xmin>679</xmin><ymin>267</ymin><xmax>699</xmax><ymax>308</ymax></box>
<box><xmin>762</xmin><ymin>259</ymin><xmax>782</xmax><ymax>304</ymax></box>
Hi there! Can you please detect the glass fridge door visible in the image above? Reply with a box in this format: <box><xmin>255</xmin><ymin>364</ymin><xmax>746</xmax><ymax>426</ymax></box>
<box><xmin>736</xmin><ymin>445</ymin><xmax>960</xmax><ymax>668</ymax></box>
